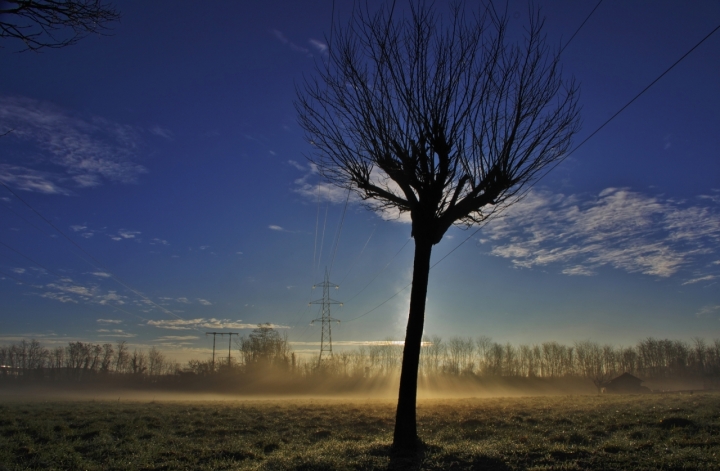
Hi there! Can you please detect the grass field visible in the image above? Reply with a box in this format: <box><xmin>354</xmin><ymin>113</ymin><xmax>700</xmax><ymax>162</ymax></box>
<box><xmin>0</xmin><ymin>392</ymin><xmax>718</xmax><ymax>470</ymax></box>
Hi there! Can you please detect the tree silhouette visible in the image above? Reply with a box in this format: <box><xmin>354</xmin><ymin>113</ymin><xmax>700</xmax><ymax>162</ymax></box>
<box><xmin>296</xmin><ymin>1</ymin><xmax>580</xmax><ymax>450</ymax></box>
<box><xmin>1</xmin><ymin>0</ymin><xmax>120</xmax><ymax>52</ymax></box>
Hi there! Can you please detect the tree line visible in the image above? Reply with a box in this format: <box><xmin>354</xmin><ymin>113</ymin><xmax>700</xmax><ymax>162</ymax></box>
<box><xmin>0</xmin><ymin>339</ymin><xmax>178</xmax><ymax>381</ymax></box>
<box><xmin>2</xmin><ymin>328</ymin><xmax>720</xmax><ymax>390</ymax></box>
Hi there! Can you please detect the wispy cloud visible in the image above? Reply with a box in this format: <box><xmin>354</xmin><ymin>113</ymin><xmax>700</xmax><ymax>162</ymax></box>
<box><xmin>40</xmin><ymin>281</ymin><xmax>127</xmax><ymax>306</ymax></box>
<box><xmin>696</xmin><ymin>304</ymin><xmax>720</xmax><ymax>318</ymax></box>
<box><xmin>109</xmin><ymin>230</ymin><xmax>141</xmax><ymax>241</ymax></box>
<box><xmin>483</xmin><ymin>188</ymin><xmax>720</xmax><ymax>281</ymax></box>
<box><xmin>150</xmin><ymin>126</ymin><xmax>173</xmax><ymax>140</ymax></box>
<box><xmin>270</xmin><ymin>29</ymin><xmax>310</xmax><ymax>55</ymax></box>
<box><xmin>288</xmin><ymin>160</ymin><xmax>306</xmax><ymax>171</ymax></box>
<box><xmin>682</xmin><ymin>275</ymin><xmax>717</xmax><ymax>286</ymax></box>
<box><xmin>97</xmin><ymin>329</ymin><xmax>135</xmax><ymax>338</ymax></box>
<box><xmin>0</xmin><ymin>96</ymin><xmax>147</xmax><ymax>193</ymax></box>
<box><xmin>197</xmin><ymin>298</ymin><xmax>212</xmax><ymax>306</ymax></box>
<box><xmin>147</xmin><ymin>318</ymin><xmax>287</xmax><ymax>330</ymax></box>
<box><xmin>309</xmin><ymin>39</ymin><xmax>328</xmax><ymax>55</ymax></box>
<box><xmin>97</xmin><ymin>319</ymin><xmax>122</xmax><ymax>324</ymax></box>
<box><xmin>293</xmin><ymin>168</ymin><xmax>411</xmax><ymax>223</ymax></box>
<box><xmin>0</xmin><ymin>165</ymin><xmax>70</xmax><ymax>195</ymax></box>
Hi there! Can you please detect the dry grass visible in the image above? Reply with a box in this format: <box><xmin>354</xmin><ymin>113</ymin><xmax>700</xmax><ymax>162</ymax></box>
<box><xmin>0</xmin><ymin>392</ymin><xmax>718</xmax><ymax>470</ymax></box>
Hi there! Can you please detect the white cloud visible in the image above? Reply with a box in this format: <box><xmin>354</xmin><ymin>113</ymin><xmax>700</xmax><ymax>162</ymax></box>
<box><xmin>270</xmin><ymin>29</ymin><xmax>309</xmax><ymax>54</ymax></box>
<box><xmin>696</xmin><ymin>305</ymin><xmax>720</xmax><ymax>318</ymax></box>
<box><xmin>484</xmin><ymin>188</ymin><xmax>720</xmax><ymax>280</ymax></box>
<box><xmin>97</xmin><ymin>319</ymin><xmax>122</xmax><ymax>324</ymax></box>
<box><xmin>293</xmin><ymin>166</ymin><xmax>412</xmax><ymax>223</ymax></box>
<box><xmin>150</xmin><ymin>126</ymin><xmax>173</xmax><ymax>140</ymax></box>
<box><xmin>682</xmin><ymin>275</ymin><xmax>717</xmax><ymax>286</ymax></box>
<box><xmin>97</xmin><ymin>329</ymin><xmax>136</xmax><ymax>338</ymax></box>
<box><xmin>118</xmin><ymin>230</ymin><xmax>140</xmax><ymax>239</ymax></box>
<box><xmin>91</xmin><ymin>272</ymin><xmax>112</xmax><ymax>278</ymax></box>
<box><xmin>269</xmin><ymin>225</ymin><xmax>284</xmax><ymax>231</ymax></box>
<box><xmin>309</xmin><ymin>39</ymin><xmax>328</xmax><ymax>54</ymax></box>
<box><xmin>197</xmin><ymin>298</ymin><xmax>212</xmax><ymax>306</ymax></box>
<box><xmin>40</xmin><ymin>292</ymin><xmax>77</xmax><ymax>303</ymax></box>
<box><xmin>295</xmin><ymin>178</ymin><xmax>351</xmax><ymax>205</ymax></box>
<box><xmin>40</xmin><ymin>281</ymin><xmax>127</xmax><ymax>307</ymax></box>
<box><xmin>288</xmin><ymin>160</ymin><xmax>306</xmax><ymax>171</ymax></box>
<box><xmin>96</xmin><ymin>291</ymin><xmax>126</xmax><ymax>305</ymax></box>
<box><xmin>0</xmin><ymin>165</ymin><xmax>70</xmax><ymax>195</ymax></box>
<box><xmin>73</xmin><ymin>174</ymin><xmax>101</xmax><ymax>188</ymax></box>
<box><xmin>148</xmin><ymin>318</ymin><xmax>287</xmax><ymax>330</ymax></box>
<box><xmin>156</xmin><ymin>335</ymin><xmax>199</xmax><ymax>341</ymax></box>
<box><xmin>0</xmin><ymin>96</ymin><xmax>147</xmax><ymax>193</ymax></box>
<box><xmin>46</xmin><ymin>282</ymin><xmax>93</xmax><ymax>298</ymax></box>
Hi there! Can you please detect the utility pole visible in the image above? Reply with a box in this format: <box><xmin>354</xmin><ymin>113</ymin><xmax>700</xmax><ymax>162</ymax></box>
<box><xmin>206</xmin><ymin>332</ymin><xmax>218</xmax><ymax>371</ymax></box>
<box><xmin>206</xmin><ymin>332</ymin><xmax>240</xmax><ymax>371</ymax></box>
<box><xmin>225</xmin><ymin>332</ymin><xmax>239</xmax><ymax>366</ymax></box>
<box><xmin>309</xmin><ymin>267</ymin><xmax>342</xmax><ymax>363</ymax></box>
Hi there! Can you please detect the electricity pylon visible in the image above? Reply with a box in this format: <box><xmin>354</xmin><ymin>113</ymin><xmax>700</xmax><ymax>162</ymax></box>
<box><xmin>309</xmin><ymin>267</ymin><xmax>342</xmax><ymax>362</ymax></box>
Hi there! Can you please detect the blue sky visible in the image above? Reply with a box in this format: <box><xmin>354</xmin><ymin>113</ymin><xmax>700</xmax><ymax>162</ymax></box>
<box><xmin>1</xmin><ymin>0</ymin><xmax>719</xmax><ymax>362</ymax></box>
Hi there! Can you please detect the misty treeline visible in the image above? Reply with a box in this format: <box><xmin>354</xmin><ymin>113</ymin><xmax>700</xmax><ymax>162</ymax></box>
<box><xmin>3</xmin><ymin>328</ymin><xmax>720</xmax><ymax>390</ymax></box>
<box><xmin>0</xmin><ymin>339</ymin><xmax>179</xmax><ymax>381</ymax></box>
<box><xmin>290</xmin><ymin>336</ymin><xmax>720</xmax><ymax>385</ymax></box>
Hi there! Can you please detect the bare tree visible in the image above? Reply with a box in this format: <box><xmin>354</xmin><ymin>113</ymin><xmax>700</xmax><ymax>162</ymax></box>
<box><xmin>238</xmin><ymin>324</ymin><xmax>292</xmax><ymax>372</ymax></box>
<box><xmin>0</xmin><ymin>0</ymin><xmax>120</xmax><ymax>52</ymax></box>
<box><xmin>296</xmin><ymin>1</ymin><xmax>580</xmax><ymax>450</ymax></box>
<box><xmin>115</xmin><ymin>340</ymin><xmax>129</xmax><ymax>373</ymax></box>
<box><xmin>147</xmin><ymin>346</ymin><xmax>166</xmax><ymax>376</ymax></box>
<box><xmin>100</xmin><ymin>343</ymin><xmax>114</xmax><ymax>373</ymax></box>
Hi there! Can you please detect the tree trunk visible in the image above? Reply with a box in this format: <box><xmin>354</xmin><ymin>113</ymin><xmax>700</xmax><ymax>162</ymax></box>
<box><xmin>393</xmin><ymin>237</ymin><xmax>433</xmax><ymax>450</ymax></box>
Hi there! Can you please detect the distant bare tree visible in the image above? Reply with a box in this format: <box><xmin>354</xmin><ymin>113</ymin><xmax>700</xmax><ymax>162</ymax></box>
<box><xmin>297</xmin><ymin>1</ymin><xmax>580</xmax><ymax>450</ymax></box>
<box><xmin>0</xmin><ymin>0</ymin><xmax>120</xmax><ymax>52</ymax></box>
<box><xmin>148</xmin><ymin>346</ymin><xmax>165</xmax><ymax>376</ymax></box>
<box><xmin>100</xmin><ymin>343</ymin><xmax>114</xmax><ymax>373</ymax></box>
<box><xmin>575</xmin><ymin>340</ymin><xmax>614</xmax><ymax>392</ymax></box>
<box><xmin>129</xmin><ymin>348</ymin><xmax>147</xmax><ymax>375</ymax></box>
<box><xmin>238</xmin><ymin>324</ymin><xmax>292</xmax><ymax>372</ymax></box>
<box><xmin>115</xmin><ymin>340</ymin><xmax>129</xmax><ymax>373</ymax></box>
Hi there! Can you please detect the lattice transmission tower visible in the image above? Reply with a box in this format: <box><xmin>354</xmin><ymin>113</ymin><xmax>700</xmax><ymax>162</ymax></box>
<box><xmin>309</xmin><ymin>267</ymin><xmax>342</xmax><ymax>362</ymax></box>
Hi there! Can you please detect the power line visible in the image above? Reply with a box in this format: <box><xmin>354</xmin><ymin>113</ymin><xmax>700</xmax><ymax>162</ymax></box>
<box><xmin>344</xmin><ymin>18</ymin><xmax>720</xmax><ymax>326</ymax></box>
<box><xmin>558</xmin><ymin>0</ymin><xmax>603</xmax><ymax>56</ymax></box>
<box><xmin>339</xmin><ymin>224</ymin><xmax>376</xmax><ymax>285</ymax></box>
<box><xmin>429</xmin><ymin>19</ymin><xmax>720</xmax><ymax>270</ymax></box>
<box><xmin>328</xmin><ymin>189</ymin><xmax>351</xmax><ymax>275</ymax></box>
<box><xmin>0</xmin><ymin>239</ymin><xmax>60</xmax><ymax>278</ymax></box>
<box><xmin>567</xmin><ymin>21</ymin><xmax>720</xmax><ymax>159</ymax></box>
<box><xmin>334</xmin><ymin>1</ymin><xmax>606</xmax><ymax>325</ymax></box>
<box><xmin>343</xmin><ymin>237</ymin><xmax>410</xmax><ymax>304</ymax></box>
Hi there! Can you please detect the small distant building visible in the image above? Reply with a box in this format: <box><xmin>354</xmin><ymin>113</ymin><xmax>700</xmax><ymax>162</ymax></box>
<box><xmin>604</xmin><ymin>372</ymin><xmax>650</xmax><ymax>394</ymax></box>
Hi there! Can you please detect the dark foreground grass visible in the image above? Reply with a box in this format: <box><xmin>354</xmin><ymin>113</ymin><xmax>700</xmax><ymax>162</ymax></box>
<box><xmin>0</xmin><ymin>392</ymin><xmax>718</xmax><ymax>470</ymax></box>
